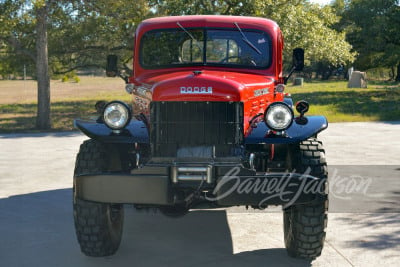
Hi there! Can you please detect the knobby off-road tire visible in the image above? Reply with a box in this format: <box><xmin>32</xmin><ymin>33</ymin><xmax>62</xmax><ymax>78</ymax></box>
<box><xmin>73</xmin><ymin>139</ymin><xmax>124</xmax><ymax>257</ymax></box>
<box><xmin>283</xmin><ymin>138</ymin><xmax>328</xmax><ymax>260</ymax></box>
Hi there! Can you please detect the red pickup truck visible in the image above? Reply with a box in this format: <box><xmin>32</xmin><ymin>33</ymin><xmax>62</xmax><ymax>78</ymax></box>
<box><xmin>73</xmin><ymin>15</ymin><xmax>328</xmax><ymax>260</ymax></box>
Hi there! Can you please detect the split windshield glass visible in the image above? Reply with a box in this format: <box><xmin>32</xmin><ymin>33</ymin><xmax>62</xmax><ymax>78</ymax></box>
<box><xmin>140</xmin><ymin>27</ymin><xmax>271</xmax><ymax>69</ymax></box>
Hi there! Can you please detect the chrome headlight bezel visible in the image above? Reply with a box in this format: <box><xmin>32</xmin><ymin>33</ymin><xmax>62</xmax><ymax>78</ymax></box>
<box><xmin>264</xmin><ymin>102</ymin><xmax>294</xmax><ymax>131</ymax></box>
<box><xmin>103</xmin><ymin>101</ymin><xmax>132</xmax><ymax>130</ymax></box>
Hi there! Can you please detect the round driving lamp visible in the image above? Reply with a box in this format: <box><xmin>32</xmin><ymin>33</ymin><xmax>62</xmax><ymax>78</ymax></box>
<box><xmin>264</xmin><ymin>102</ymin><xmax>294</xmax><ymax>131</ymax></box>
<box><xmin>103</xmin><ymin>101</ymin><xmax>132</xmax><ymax>130</ymax></box>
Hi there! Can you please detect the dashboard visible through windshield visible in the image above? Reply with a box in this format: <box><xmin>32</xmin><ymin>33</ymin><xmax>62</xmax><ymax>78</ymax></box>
<box><xmin>139</xmin><ymin>27</ymin><xmax>271</xmax><ymax>69</ymax></box>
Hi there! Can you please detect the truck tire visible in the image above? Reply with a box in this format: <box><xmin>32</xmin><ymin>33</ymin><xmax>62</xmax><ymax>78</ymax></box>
<box><xmin>283</xmin><ymin>138</ymin><xmax>328</xmax><ymax>260</ymax></box>
<box><xmin>73</xmin><ymin>139</ymin><xmax>124</xmax><ymax>257</ymax></box>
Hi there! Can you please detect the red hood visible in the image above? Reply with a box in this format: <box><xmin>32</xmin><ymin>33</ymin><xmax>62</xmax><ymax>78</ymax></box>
<box><xmin>139</xmin><ymin>70</ymin><xmax>275</xmax><ymax>102</ymax></box>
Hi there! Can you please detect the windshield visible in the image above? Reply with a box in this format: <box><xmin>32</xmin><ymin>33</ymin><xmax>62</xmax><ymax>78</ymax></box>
<box><xmin>140</xmin><ymin>28</ymin><xmax>271</xmax><ymax>69</ymax></box>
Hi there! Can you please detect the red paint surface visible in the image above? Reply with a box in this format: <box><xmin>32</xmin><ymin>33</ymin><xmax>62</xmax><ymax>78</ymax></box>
<box><xmin>129</xmin><ymin>15</ymin><xmax>285</xmax><ymax>133</ymax></box>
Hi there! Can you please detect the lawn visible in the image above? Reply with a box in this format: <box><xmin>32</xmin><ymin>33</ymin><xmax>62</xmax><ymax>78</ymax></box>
<box><xmin>0</xmin><ymin>77</ymin><xmax>130</xmax><ymax>132</ymax></box>
<box><xmin>0</xmin><ymin>77</ymin><xmax>399</xmax><ymax>133</ymax></box>
<box><xmin>287</xmin><ymin>80</ymin><xmax>400</xmax><ymax>122</ymax></box>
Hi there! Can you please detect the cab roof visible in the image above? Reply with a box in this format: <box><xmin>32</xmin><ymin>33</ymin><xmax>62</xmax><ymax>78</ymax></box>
<box><xmin>137</xmin><ymin>15</ymin><xmax>279</xmax><ymax>33</ymax></box>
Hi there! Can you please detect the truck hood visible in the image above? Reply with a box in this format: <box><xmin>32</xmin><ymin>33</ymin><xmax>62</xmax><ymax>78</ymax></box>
<box><xmin>141</xmin><ymin>70</ymin><xmax>275</xmax><ymax>102</ymax></box>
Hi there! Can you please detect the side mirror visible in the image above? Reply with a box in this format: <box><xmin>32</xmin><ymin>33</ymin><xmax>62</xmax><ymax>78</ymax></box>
<box><xmin>293</xmin><ymin>48</ymin><xmax>304</xmax><ymax>71</ymax></box>
<box><xmin>106</xmin><ymin>55</ymin><xmax>118</xmax><ymax>77</ymax></box>
<box><xmin>284</xmin><ymin>48</ymin><xmax>305</xmax><ymax>84</ymax></box>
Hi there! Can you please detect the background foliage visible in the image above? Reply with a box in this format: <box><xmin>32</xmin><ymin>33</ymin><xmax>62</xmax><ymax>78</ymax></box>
<box><xmin>0</xmin><ymin>0</ymin><xmax>399</xmax><ymax>130</ymax></box>
<box><xmin>1</xmin><ymin>0</ymin><xmax>399</xmax><ymax>80</ymax></box>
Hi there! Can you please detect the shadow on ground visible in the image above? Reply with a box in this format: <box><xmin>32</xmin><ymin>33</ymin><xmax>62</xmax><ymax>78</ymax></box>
<box><xmin>335</xmin><ymin>212</ymin><xmax>400</xmax><ymax>252</ymax></box>
<box><xmin>333</xmin><ymin>184</ymin><xmax>400</xmax><ymax>252</ymax></box>
<box><xmin>0</xmin><ymin>189</ymin><xmax>311</xmax><ymax>267</ymax></box>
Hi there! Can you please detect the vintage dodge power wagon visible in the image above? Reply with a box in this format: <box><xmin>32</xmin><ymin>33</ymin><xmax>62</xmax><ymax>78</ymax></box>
<box><xmin>73</xmin><ymin>15</ymin><xmax>328</xmax><ymax>260</ymax></box>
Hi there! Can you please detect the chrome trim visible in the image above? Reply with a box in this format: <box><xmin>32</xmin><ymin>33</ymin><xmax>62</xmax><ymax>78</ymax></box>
<box><xmin>171</xmin><ymin>166</ymin><xmax>212</xmax><ymax>183</ymax></box>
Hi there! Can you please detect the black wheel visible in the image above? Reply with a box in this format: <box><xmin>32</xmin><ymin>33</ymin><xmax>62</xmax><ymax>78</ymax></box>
<box><xmin>73</xmin><ymin>139</ymin><xmax>124</xmax><ymax>257</ymax></box>
<box><xmin>283</xmin><ymin>138</ymin><xmax>328</xmax><ymax>260</ymax></box>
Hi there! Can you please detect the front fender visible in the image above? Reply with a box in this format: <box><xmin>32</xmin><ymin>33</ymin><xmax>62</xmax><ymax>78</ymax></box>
<box><xmin>245</xmin><ymin>116</ymin><xmax>328</xmax><ymax>144</ymax></box>
<box><xmin>74</xmin><ymin>119</ymin><xmax>149</xmax><ymax>144</ymax></box>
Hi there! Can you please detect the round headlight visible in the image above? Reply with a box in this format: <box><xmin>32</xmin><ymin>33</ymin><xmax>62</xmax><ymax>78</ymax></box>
<box><xmin>103</xmin><ymin>101</ymin><xmax>131</xmax><ymax>130</ymax></box>
<box><xmin>264</xmin><ymin>102</ymin><xmax>293</xmax><ymax>131</ymax></box>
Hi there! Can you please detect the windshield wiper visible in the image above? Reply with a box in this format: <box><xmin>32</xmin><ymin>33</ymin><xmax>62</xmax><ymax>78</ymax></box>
<box><xmin>177</xmin><ymin>22</ymin><xmax>203</xmax><ymax>53</ymax></box>
<box><xmin>234</xmin><ymin>22</ymin><xmax>262</xmax><ymax>55</ymax></box>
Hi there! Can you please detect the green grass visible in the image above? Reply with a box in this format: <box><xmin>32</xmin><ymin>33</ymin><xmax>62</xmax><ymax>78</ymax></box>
<box><xmin>0</xmin><ymin>78</ymin><xmax>399</xmax><ymax>133</ymax></box>
<box><xmin>0</xmin><ymin>77</ymin><xmax>130</xmax><ymax>133</ymax></box>
<box><xmin>287</xmin><ymin>81</ymin><xmax>400</xmax><ymax>122</ymax></box>
<box><xmin>0</xmin><ymin>99</ymin><xmax>130</xmax><ymax>133</ymax></box>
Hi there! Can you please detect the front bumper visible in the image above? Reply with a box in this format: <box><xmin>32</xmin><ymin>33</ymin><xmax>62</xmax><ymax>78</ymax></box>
<box><xmin>74</xmin><ymin>164</ymin><xmax>325</xmax><ymax>207</ymax></box>
<box><xmin>74</xmin><ymin>166</ymin><xmax>172</xmax><ymax>205</ymax></box>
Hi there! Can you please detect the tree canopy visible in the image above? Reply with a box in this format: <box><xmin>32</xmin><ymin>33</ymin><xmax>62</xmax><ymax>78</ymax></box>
<box><xmin>149</xmin><ymin>0</ymin><xmax>356</xmax><ymax>71</ymax></box>
<box><xmin>255</xmin><ymin>0</ymin><xmax>356</xmax><ymax>71</ymax></box>
<box><xmin>0</xmin><ymin>0</ymin><xmax>151</xmax><ymax>77</ymax></box>
<box><xmin>335</xmin><ymin>0</ymin><xmax>400</xmax><ymax>80</ymax></box>
<box><xmin>0</xmin><ymin>0</ymin><xmax>399</xmax><ymax>129</ymax></box>
<box><xmin>1</xmin><ymin>0</ymin><xmax>359</xmax><ymax>78</ymax></box>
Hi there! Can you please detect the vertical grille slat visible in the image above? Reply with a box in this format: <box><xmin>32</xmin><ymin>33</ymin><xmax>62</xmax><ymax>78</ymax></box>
<box><xmin>150</xmin><ymin>101</ymin><xmax>243</xmax><ymax>157</ymax></box>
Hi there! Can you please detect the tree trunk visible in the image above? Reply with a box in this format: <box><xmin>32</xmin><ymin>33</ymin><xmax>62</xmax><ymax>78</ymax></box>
<box><xmin>389</xmin><ymin>66</ymin><xmax>395</xmax><ymax>81</ymax></box>
<box><xmin>396</xmin><ymin>63</ymin><xmax>400</xmax><ymax>82</ymax></box>
<box><xmin>35</xmin><ymin>4</ymin><xmax>51</xmax><ymax>130</ymax></box>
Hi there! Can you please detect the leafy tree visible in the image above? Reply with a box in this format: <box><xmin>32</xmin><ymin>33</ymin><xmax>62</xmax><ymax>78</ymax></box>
<box><xmin>338</xmin><ymin>0</ymin><xmax>400</xmax><ymax>81</ymax></box>
<box><xmin>0</xmin><ymin>0</ymin><xmax>359</xmax><ymax>130</ymax></box>
<box><xmin>0</xmin><ymin>0</ymin><xmax>36</xmax><ymax>78</ymax></box>
<box><xmin>148</xmin><ymin>0</ymin><xmax>257</xmax><ymax>15</ymax></box>
<box><xmin>255</xmin><ymin>0</ymin><xmax>356</xmax><ymax>77</ymax></box>
<box><xmin>48</xmin><ymin>0</ymin><xmax>150</xmax><ymax>75</ymax></box>
<box><xmin>0</xmin><ymin>0</ymin><xmax>52</xmax><ymax>129</ymax></box>
<box><xmin>0</xmin><ymin>0</ymin><xmax>150</xmax><ymax>129</ymax></box>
